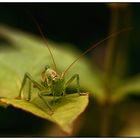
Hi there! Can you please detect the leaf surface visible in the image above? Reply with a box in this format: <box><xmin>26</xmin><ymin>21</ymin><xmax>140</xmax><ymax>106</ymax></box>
<box><xmin>0</xmin><ymin>93</ymin><xmax>88</xmax><ymax>133</ymax></box>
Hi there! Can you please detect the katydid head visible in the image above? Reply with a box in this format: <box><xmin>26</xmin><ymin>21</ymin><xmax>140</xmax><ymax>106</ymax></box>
<box><xmin>46</xmin><ymin>68</ymin><xmax>60</xmax><ymax>81</ymax></box>
<box><xmin>41</xmin><ymin>65</ymin><xmax>60</xmax><ymax>84</ymax></box>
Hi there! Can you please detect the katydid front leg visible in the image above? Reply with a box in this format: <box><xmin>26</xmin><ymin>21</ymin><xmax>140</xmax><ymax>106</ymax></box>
<box><xmin>65</xmin><ymin>74</ymin><xmax>80</xmax><ymax>95</ymax></box>
<box><xmin>16</xmin><ymin>72</ymin><xmax>44</xmax><ymax>100</ymax></box>
<box><xmin>38</xmin><ymin>90</ymin><xmax>53</xmax><ymax>113</ymax></box>
<box><xmin>16</xmin><ymin>73</ymin><xmax>53</xmax><ymax>113</ymax></box>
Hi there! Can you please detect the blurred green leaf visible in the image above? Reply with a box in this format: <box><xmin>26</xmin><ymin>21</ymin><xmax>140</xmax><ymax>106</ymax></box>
<box><xmin>112</xmin><ymin>74</ymin><xmax>140</xmax><ymax>102</ymax></box>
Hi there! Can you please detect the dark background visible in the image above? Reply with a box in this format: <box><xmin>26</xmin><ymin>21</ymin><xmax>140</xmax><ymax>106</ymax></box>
<box><xmin>0</xmin><ymin>3</ymin><xmax>110</xmax><ymax>51</ymax></box>
<box><xmin>0</xmin><ymin>3</ymin><xmax>139</xmax><ymax>75</ymax></box>
<box><xmin>0</xmin><ymin>3</ymin><xmax>140</xmax><ymax>137</ymax></box>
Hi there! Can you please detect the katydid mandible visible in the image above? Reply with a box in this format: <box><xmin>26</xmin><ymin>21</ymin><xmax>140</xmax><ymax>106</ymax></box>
<box><xmin>16</xmin><ymin>22</ymin><xmax>131</xmax><ymax>113</ymax></box>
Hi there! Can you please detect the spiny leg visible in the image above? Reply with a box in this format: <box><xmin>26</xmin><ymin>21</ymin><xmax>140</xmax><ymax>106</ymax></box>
<box><xmin>65</xmin><ymin>74</ymin><xmax>87</xmax><ymax>96</ymax></box>
<box><xmin>27</xmin><ymin>80</ymin><xmax>31</xmax><ymax>101</ymax></box>
<box><xmin>65</xmin><ymin>74</ymin><xmax>80</xmax><ymax>95</ymax></box>
<box><xmin>16</xmin><ymin>72</ymin><xmax>44</xmax><ymax>100</ymax></box>
<box><xmin>38</xmin><ymin>90</ymin><xmax>53</xmax><ymax>113</ymax></box>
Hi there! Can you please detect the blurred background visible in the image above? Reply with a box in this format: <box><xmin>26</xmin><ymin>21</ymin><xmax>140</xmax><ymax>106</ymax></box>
<box><xmin>0</xmin><ymin>3</ymin><xmax>140</xmax><ymax>137</ymax></box>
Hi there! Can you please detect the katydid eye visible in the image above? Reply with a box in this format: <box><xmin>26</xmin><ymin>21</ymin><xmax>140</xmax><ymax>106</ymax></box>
<box><xmin>51</xmin><ymin>71</ymin><xmax>58</xmax><ymax>77</ymax></box>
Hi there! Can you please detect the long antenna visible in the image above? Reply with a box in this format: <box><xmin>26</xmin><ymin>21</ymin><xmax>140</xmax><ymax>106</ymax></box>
<box><xmin>31</xmin><ymin>16</ymin><xmax>57</xmax><ymax>72</ymax></box>
<box><xmin>62</xmin><ymin>27</ymin><xmax>133</xmax><ymax>77</ymax></box>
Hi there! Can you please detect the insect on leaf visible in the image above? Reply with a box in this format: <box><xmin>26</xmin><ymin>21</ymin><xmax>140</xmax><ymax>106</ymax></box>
<box><xmin>0</xmin><ymin>25</ymin><xmax>90</xmax><ymax>133</ymax></box>
<box><xmin>0</xmin><ymin>25</ymin><xmax>104</xmax><ymax>101</ymax></box>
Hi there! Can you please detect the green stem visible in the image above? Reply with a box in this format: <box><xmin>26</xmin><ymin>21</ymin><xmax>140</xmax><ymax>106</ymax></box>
<box><xmin>100</xmin><ymin>7</ymin><xmax>119</xmax><ymax>136</ymax></box>
<box><xmin>104</xmin><ymin>6</ymin><xmax>119</xmax><ymax>84</ymax></box>
<box><xmin>100</xmin><ymin>4</ymin><xmax>132</xmax><ymax>136</ymax></box>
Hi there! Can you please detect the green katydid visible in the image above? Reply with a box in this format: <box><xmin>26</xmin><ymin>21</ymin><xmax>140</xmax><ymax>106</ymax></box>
<box><xmin>16</xmin><ymin>22</ymin><xmax>132</xmax><ymax>114</ymax></box>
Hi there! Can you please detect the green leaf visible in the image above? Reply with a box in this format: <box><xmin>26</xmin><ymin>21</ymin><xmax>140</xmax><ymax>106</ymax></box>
<box><xmin>0</xmin><ymin>25</ymin><xmax>90</xmax><ymax>133</ymax></box>
<box><xmin>0</xmin><ymin>93</ymin><xmax>89</xmax><ymax>134</ymax></box>
<box><xmin>0</xmin><ymin>25</ymin><xmax>105</xmax><ymax>102</ymax></box>
<box><xmin>111</xmin><ymin>74</ymin><xmax>140</xmax><ymax>102</ymax></box>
